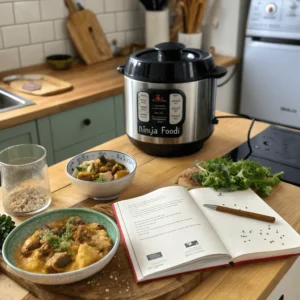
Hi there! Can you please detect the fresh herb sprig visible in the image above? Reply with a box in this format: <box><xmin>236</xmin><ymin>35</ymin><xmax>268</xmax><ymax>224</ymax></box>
<box><xmin>0</xmin><ymin>214</ymin><xmax>15</xmax><ymax>249</ymax></box>
<box><xmin>40</xmin><ymin>218</ymin><xmax>74</xmax><ymax>253</ymax></box>
<box><xmin>193</xmin><ymin>157</ymin><xmax>283</xmax><ymax>197</ymax></box>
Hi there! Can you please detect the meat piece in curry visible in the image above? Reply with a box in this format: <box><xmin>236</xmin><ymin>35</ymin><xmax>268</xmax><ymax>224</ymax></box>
<box><xmin>72</xmin><ymin>155</ymin><xmax>129</xmax><ymax>182</ymax></box>
<box><xmin>15</xmin><ymin>216</ymin><xmax>112</xmax><ymax>274</ymax></box>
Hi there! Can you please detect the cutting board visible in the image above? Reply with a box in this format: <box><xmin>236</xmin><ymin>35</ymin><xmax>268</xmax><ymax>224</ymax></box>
<box><xmin>0</xmin><ymin>201</ymin><xmax>215</xmax><ymax>300</ymax></box>
<box><xmin>8</xmin><ymin>75</ymin><xmax>73</xmax><ymax>96</ymax></box>
<box><xmin>65</xmin><ymin>0</ymin><xmax>113</xmax><ymax>64</ymax></box>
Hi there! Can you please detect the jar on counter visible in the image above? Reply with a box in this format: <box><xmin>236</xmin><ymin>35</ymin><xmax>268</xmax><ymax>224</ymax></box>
<box><xmin>0</xmin><ymin>144</ymin><xmax>51</xmax><ymax>216</ymax></box>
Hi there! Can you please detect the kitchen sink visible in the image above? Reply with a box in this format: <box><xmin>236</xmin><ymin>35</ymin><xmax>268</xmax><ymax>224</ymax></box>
<box><xmin>0</xmin><ymin>88</ymin><xmax>35</xmax><ymax>113</ymax></box>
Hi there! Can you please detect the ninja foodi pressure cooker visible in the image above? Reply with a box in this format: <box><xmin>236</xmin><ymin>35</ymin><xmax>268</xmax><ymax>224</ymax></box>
<box><xmin>117</xmin><ymin>42</ymin><xmax>227</xmax><ymax>157</ymax></box>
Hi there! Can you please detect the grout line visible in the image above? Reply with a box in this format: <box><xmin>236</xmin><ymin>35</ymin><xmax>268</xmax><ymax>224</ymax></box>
<box><xmin>11</xmin><ymin>1</ymin><xmax>16</xmax><ymax>25</ymax></box>
<box><xmin>17</xmin><ymin>46</ymin><xmax>22</xmax><ymax>68</ymax></box>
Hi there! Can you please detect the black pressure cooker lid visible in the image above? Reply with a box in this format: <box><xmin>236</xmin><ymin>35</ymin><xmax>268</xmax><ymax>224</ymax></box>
<box><xmin>118</xmin><ymin>42</ymin><xmax>227</xmax><ymax>83</ymax></box>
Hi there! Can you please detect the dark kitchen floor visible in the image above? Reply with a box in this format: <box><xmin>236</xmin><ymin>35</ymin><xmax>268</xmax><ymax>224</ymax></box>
<box><xmin>226</xmin><ymin>125</ymin><xmax>300</xmax><ymax>186</ymax></box>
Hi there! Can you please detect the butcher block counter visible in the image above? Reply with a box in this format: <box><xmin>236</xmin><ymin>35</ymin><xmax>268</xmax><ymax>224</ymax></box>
<box><xmin>1</xmin><ymin>115</ymin><xmax>300</xmax><ymax>300</ymax></box>
<box><xmin>0</xmin><ymin>55</ymin><xmax>238</xmax><ymax>130</ymax></box>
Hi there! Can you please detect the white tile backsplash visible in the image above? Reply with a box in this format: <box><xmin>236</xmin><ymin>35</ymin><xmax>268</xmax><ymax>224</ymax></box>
<box><xmin>65</xmin><ymin>39</ymin><xmax>77</xmax><ymax>56</ymax></box>
<box><xmin>104</xmin><ymin>0</ymin><xmax>124</xmax><ymax>12</ymax></box>
<box><xmin>30</xmin><ymin>21</ymin><xmax>55</xmax><ymax>43</ymax></box>
<box><xmin>125</xmin><ymin>29</ymin><xmax>143</xmax><ymax>44</ymax></box>
<box><xmin>124</xmin><ymin>0</ymin><xmax>139</xmax><ymax>11</ymax></box>
<box><xmin>19</xmin><ymin>43</ymin><xmax>44</xmax><ymax>67</ymax></box>
<box><xmin>106</xmin><ymin>32</ymin><xmax>125</xmax><ymax>48</ymax></box>
<box><xmin>0</xmin><ymin>31</ymin><xmax>3</xmax><ymax>49</ymax></box>
<box><xmin>2</xmin><ymin>24</ymin><xmax>30</xmax><ymax>47</ymax></box>
<box><xmin>116</xmin><ymin>11</ymin><xmax>140</xmax><ymax>31</ymax></box>
<box><xmin>14</xmin><ymin>1</ymin><xmax>40</xmax><ymax>24</ymax></box>
<box><xmin>0</xmin><ymin>0</ymin><xmax>144</xmax><ymax>72</ymax></box>
<box><xmin>0</xmin><ymin>48</ymin><xmax>20</xmax><ymax>72</ymax></box>
<box><xmin>54</xmin><ymin>19</ymin><xmax>68</xmax><ymax>40</ymax></box>
<box><xmin>40</xmin><ymin>0</ymin><xmax>64</xmax><ymax>20</ymax></box>
<box><xmin>97</xmin><ymin>13</ymin><xmax>116</xmax><ymax>34</ymax></box>
<box><xmin>44</xmin><ymin>40</ymin><xmax>66</xmax><ymax>56</ymax></box>
<box><xmin>85</xmin><ymin>0</ymin><xmax>104</xmax><ymax>13</ymax></box>
<box><xmin>0</xmin><ymin>3</ymin><xmax>14</xmax><ymax>26</ymax></box>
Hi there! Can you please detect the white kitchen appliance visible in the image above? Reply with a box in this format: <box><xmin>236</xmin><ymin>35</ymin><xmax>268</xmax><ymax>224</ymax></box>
<box><xmin>240</xmin><ymin>0</ymin><xmax>300</xmax><ymax>128</ymax></box>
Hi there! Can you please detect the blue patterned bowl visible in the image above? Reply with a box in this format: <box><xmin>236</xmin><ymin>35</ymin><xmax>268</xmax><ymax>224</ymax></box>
<box><xmin>66</xmin><ymin>150</ymin><xmax>137</xmax><ymax>200</ymax></box>
<box><xmin>2</xmin><ymin>208</ymin><xmax>120</xmax><ymax>285</ymax></box>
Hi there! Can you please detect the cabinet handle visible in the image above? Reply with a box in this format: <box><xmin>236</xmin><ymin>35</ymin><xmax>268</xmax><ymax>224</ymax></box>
<box><xmin>83</xmin><ymin>118</ymin><xmax>91</xmax><ymax>126</ymax></box>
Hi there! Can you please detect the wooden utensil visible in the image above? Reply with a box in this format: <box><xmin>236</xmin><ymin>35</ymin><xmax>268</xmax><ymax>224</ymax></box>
<box><xmin>204</xmin><ymin>204</ymin><xmax>276</xmax><ymax>223</ymax></box>
<box><xmin>193</xmin><ymin>0</ymin><xmax>207</xmax><ymax>33</ymax></box>
<box><xmin>7</xmin><ymin>75</ymin><xmax>73</xmax><ymax>96</ymax></box>
<box><xmin>65</xmin><ymin>0</ymin><xmax>113</xmax><ymax>64</ymax></box>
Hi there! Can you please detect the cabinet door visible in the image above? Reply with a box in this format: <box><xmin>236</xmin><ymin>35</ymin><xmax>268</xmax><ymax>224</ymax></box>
<box><xmin>114</xmin><ymin>94</ymin><xmax>125</xmax><ymax>136</ymax></box>
<box><xmin>0</xmin><ymin>121</ymin><xmax>38</xmax><ymax>151</ymax></box>
<box><xmin>50</xmin><ymin>97</ymin><xmax>116</xmax><ymax>151</ymax></box>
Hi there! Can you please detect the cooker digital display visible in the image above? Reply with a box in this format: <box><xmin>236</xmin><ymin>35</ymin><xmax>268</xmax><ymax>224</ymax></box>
<box><xmin>137</xmin><ymin>89</ymin><xmax>186</xmax><ymax>137</ymax></box>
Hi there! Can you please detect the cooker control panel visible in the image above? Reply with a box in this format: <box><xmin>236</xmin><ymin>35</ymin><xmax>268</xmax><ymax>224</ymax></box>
<box><xmin>137</xmin><ymin>90</ymin><xmax>185</xmax><ymax>138</ymax></box>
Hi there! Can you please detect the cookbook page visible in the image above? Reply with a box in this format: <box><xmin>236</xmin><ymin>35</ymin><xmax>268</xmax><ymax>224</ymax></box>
<box><xmin>189</xmin><ymin>188</ymin><xmax>300</xmax><ymax>262</ymax></box>
<box><xmin>114</xmin><ymin>186</ymin><xmax>230</xmax><ymax>280</ymax></box>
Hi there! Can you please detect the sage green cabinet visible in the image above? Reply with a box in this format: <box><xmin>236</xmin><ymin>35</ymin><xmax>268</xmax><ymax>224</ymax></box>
<box><xmin>38</xmin><ymin>95</ymin><xmax>125</xmax><ymax>164</ymax></box>
<box><xmin>0</xmin><ymin>95</ymin><xmax>125</xmax><ymax>166</ymax></box>
<box><xmin>0</xmin><ymin>121</ymin><xmax>38</xmax><ymax>152</ymax></box>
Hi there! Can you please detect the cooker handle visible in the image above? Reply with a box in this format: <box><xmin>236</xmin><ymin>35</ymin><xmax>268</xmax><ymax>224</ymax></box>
<box><xmin>117</xmin><ymin>65</ymin><xmax>125</xmax><ymax>74</ymax></box>
<box><xmin>208</xmin><ymin>66</ymin><xmax>227</xmax><ymax>78</ymax></box>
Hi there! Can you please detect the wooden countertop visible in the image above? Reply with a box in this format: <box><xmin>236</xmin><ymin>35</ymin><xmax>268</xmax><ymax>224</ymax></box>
<box><xmin>0</xmin><ymin>113</ymin><xmax>299</xmax><ymax>300</ymax></box>
<box><xmin>0</xmin><ymin>55</ymin><xmax>238</xmax><ymax>130</ymax></box>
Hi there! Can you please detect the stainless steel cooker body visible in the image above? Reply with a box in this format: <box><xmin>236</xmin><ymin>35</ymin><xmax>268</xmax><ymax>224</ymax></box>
<box><xmin>124</xmin><ymin>76</ymin><xmax>217</xmax><ymax>156</ymax></box>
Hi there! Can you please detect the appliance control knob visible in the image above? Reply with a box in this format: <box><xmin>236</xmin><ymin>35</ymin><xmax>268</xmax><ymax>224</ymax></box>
<box><xmin>265</xmin><ymin>3</ymin><xmax>276</xmax><ymax>14</ymax></box>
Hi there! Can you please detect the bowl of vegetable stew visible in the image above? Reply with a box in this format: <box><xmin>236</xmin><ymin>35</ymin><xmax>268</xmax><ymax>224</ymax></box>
<box><xmin>2</xmin><ymin>208</ymin><xmax>120</xmax><ymax>285</ymax></box>
<box><xmin>66</xmin><ymin>150</ymin><xmax>137</xmax><ymax>200</ymax></box>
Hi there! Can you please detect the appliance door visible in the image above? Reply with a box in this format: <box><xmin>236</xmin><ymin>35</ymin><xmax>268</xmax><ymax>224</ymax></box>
<box><xmin>240</xmin><ymin>37</ymin><xmax>300</xmax><ymax>128</ymax></box>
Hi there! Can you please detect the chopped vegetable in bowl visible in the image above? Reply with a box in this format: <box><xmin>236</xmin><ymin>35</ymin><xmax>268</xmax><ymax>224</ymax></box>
<box><xmin>72</xmin><ymin>155</ymin><xmax>129</xmax><ymax>182</ymax></box>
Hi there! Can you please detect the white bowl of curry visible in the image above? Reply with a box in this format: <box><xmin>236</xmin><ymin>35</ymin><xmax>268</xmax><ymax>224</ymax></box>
<box><xmin>66</xmin><ymin>150</ymin><xmax>137</xmax><ymax>200</ymax></box>
<box><xmin>2</xmin><ymin>208</ymin><xmax>120</xmax><ymax>285</ymax></box>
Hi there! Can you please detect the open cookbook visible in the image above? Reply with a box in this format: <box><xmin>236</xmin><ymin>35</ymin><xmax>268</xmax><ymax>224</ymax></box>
<box><xmin>113</xmin><ymin>186</ymin><xmax>300</xmax><ymax>282</ymax></box>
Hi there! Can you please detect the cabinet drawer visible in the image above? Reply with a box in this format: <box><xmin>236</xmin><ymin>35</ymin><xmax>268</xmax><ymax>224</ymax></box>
<box><xmin>54</xmin><ymin>131</ymin><xmax>116</xmax><ymax>163</ymax></box>
<box><xmin>0</xmin><ymin>121</ymin><xmax>38</xmax><ymax>151</ymax></box>
<box><xmin>50</xmin><ymin>98</ymin><xmax>115</xmax><ymax>151</ymax></box>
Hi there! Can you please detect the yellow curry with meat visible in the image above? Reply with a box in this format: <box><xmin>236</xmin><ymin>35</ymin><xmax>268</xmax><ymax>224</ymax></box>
<box><xmin>15</xmin><ymin>216</ymin><xmax>112</xmax><ymax>274</ymax></box>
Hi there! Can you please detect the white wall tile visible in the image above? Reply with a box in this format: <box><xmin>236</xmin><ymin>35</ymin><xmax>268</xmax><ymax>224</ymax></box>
<box><xmin>0</xmin><ymin>3</ymin><xmax>14</xmax><ymax>26</ymax></box>
<box><xmin>54</xmin><ymin>19</ymin><xmax>68</xmax><ymax>39</ymax></box>
<box><xmin>65</xmin><ymin>39</ymin><xmax>77</xmax><ymax>56</ymax></box>
<box><xmin>0</xmin><ymin>0</ymin><xmax>146</xmax><ymax>72</ymax></box>
<box><xmin>106</xmin><ymin>32</ymin><xmax>125</xmax><ymax>48</ymax></box>
<box><xmin>97</xmin><ymin>13</ymin><xmax>116</xmax><ymax>33</ymax></box>
<box><xmin>30</xmin><ymin>21</ymin><xmax>55</xmax><ymax>43</ymax></box>
<box><xmin>19</xmin><ymin>44</ymin><xmax>44</xmax><ymax>67</ymax></box>
<box><xmin>2</xmin><ymin>24</ymin><xmax>30</xmax><ymax>47</ymax></box>
<box><xmin>116</xmin><ymin>11</ymin><xmax>140</xmax><ymax>31</ymax></box>
<box><xmin>125</xmin><ymin>29</ymin><xmax>143</xmax><ymax>44</ymax></box>
<box><xmin>85</xmin><ymin>0</ymin><xmax>104</xmax><ymax>13</ymax></box>
<box><xmin>0</xmin><ymin>48</ymin><xmax>20</xmax><ymax>72</ymax></box>
<box><xmin>14</xmin><ymin>1</ymin><xmax>40</xmax><ymax>24</ymax></box>
<box><xmin>124</xmin><ymin>0</ymin><xmax>139</xmax><ymax>11</ymax></box>
<box><xmin>44</xmin><ymin>40</ymin><xmax>66</xmax><ymax>57</ymax></box>
<box><xmin>40</xmin><ymin>0</ymin><xmax>64</xmax><ymax>20</ymax></box>
<box><xmin>0</xmin><ymin>30</ymin><xmax>3</xmax><ymax>49</ymax></box>
<box><xmin>104</xmin><ymin>0</ymin><xmax>124</xmax><ymax>12</ymax></box>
